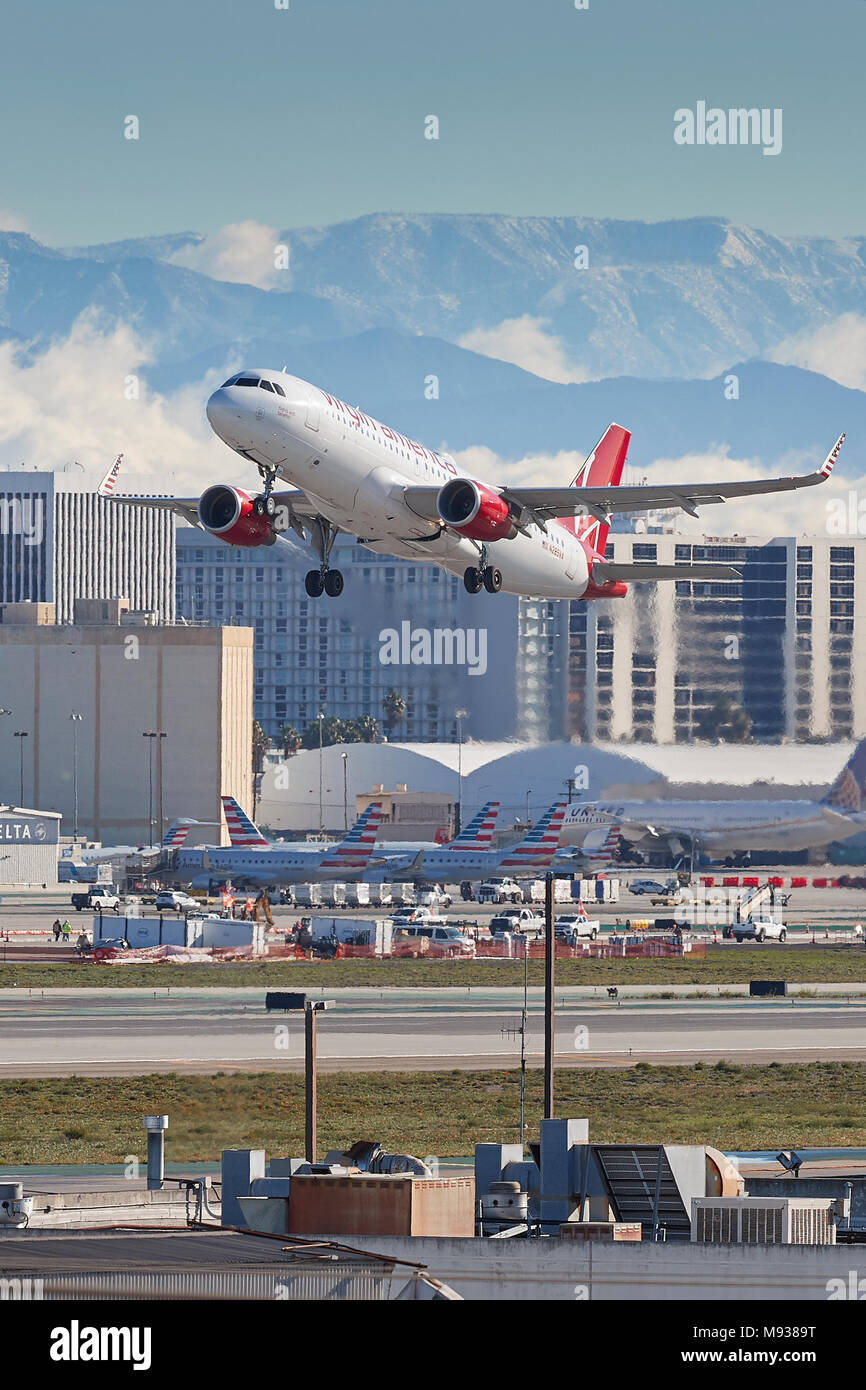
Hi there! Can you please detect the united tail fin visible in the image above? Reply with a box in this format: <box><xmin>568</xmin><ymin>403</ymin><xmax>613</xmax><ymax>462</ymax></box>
<box><xmin>221</xmin><ymin>795</ymin><xmax>269</xmax><ymax>847</ymax></box>
<box><xmin>319</xmin><ymin>801</ymin><xmax>383</xmax><ymax>870</ymax></box>
<box><xmin>446</xmin><ymin>801</ymin><xmax>500</xmax><ymax>850</ymax></box>
<box><xmin>498</xmin><ymin>802</ymin><xmax>568</xmax><ymax>871</ymax></box>
<box><xmin>560</xmin><ymin>424</ymin><xmax>631</xmax><ymax>553</ymax></box>
<box><xmin>822</xmin><ymin>740</ymin><xmax>866</xmax><ymax>814</ymax></box>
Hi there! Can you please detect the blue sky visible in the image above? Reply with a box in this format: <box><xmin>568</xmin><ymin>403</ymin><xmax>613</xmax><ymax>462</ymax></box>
<box><xmin>1</xmin><ymin>0</ymin><xmax>864</xmax><ymax>244</ymax></box>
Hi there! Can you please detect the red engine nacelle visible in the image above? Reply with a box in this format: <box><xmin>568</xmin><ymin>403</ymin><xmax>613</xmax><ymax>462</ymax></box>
<box><xmin>436</xmin><ymin>478</ymin><xmax>517</xmax><ymax>542</ymax></box>
<box><xmin>197</xmin><ymin>485</ymin><xmax>276</xmax><ymax>547</ymax></box>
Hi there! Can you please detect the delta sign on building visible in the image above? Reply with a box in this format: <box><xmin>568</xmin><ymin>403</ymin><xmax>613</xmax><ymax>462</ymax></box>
<box><xmin>0</xmin><ymin>809</ymin><xmax>61</xmax><ymax>886</ymax></box>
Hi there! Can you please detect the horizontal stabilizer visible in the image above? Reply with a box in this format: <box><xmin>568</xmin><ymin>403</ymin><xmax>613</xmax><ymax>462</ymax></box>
<box><xmin>593</xmin><ymin>562</ymin><xmax>742</xmax><ymax>583</ymax></box>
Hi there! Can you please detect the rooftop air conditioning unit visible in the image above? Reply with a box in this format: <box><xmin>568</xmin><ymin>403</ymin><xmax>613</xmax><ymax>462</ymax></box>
<box><xmin>692</xmin><ymin>1197</ymin><xmax>844</xmax><ymax>1245</ymax></box>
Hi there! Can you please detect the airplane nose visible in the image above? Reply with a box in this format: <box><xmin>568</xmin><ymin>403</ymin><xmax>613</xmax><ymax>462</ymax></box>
<box><xmin>206</xmin><ymin>388</ymin><xmax>234</xmax><ymax>436</ymax></box>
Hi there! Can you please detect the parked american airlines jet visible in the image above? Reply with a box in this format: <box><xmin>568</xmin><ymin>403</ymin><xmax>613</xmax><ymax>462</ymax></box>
<box><xmin>407</xmin><ymin>802</ymin><xmax>568</xmax><ymax>882</ymax></box>
<box><xmin>79</xmin><ymin>819</ymin><xmax>204</xmax><ymax>864</ymax></box>
<box><xmin>221</xmin><ymin>794</ymin><xmax>499</xmax><ymax>876</ymax></box>
<box><xmin>98</xmin><ymin>374</ymin><xmax>844</xmax><ymax>599</ymax></box>
<box><xmin>559</xmin><ymin>741</ymin><xmax>866</xmax><ymax>864</ymax></box>
<box><xmin>178</xmin><ymin>800</ymin><xmax>384</xmax><ymax>884</ymax></box>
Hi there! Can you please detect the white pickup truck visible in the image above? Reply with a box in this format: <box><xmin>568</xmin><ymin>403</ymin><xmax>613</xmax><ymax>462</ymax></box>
<box><xmin>732</xmin><ymin>916</ymin><xmax>788</xmax><ymax>943</ymax></box>
<box><xmin>489</xmin><ymin>907</ymin><xmax>545</xmax><ymax>937</ymax></box>
<box><xmin>555</xmin><ymin>912</ymin><xmax>601</xmax><ymax>942</ymax></box>
<box><xmin>71</xmin><ymin>884</ymin><xmax>121</xmax><ymax>913</ymax></box>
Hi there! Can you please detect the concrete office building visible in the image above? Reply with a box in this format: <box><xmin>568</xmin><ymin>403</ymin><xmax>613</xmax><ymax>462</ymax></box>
<box><xmin>0</xmin><ymin>600</ymin><xmax>253</xmax><ymax>844</ymax></box>
<box><xmin>176</xmin><ymin>528</ymin><xmax>520</xmax><ymax>743</ymax></box>
<box><xmin>0</xmin><ymin>470</ymin><xmax>174</xmax><ymax>622</ymax></box>
<box><xmin>565</xmin><ymin>534</ymin><xmax>866</xmax><ymax>744</ymax></box>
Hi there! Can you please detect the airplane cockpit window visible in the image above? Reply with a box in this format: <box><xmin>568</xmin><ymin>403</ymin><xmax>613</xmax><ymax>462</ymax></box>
<box><xmin>272</xmin><ymin>381</ymin><xmax>286</xmax><ymax>397</ymax></box>
<box><xmin>235</xmin><ymin>376</ymin><xmax>260</xmax><ymax>387</ymax></box>
<box><xmin>220</xmin><ymin>375</ymin><xmax>241</xmax><ymax>387</ymax></box>
<box><xmin>259</xmin><ymin>379</ymin><xmax>275</xmax><ymax>392</ymax></box>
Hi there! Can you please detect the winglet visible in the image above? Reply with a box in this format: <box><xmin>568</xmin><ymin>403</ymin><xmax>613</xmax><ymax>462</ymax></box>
<box><xmin>820</xmin><ymin>434</ymin><xmax>845</xmax><ymax>479</ymax></box>
<box><xmin>98</xmin><ymin>454</ymin><xmax>124</xmax><ymax>497</ymax></box>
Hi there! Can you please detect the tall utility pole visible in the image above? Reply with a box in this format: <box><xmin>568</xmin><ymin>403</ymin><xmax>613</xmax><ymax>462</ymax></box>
<box><xmin>142</xmin><ymin>731</ymin><xmax>166</xmax><ymax>844</ymax></box>
<box><xmin>544</xmin><ymin>872</ymin><xmax>555</xmax><ymax>1120</ymax></box>
<box><xmin>317</xmin><ymin>711</ymin><xmax>325</xmax><ymax>835</ymax></box>
<box><xmin>455</xmin><ymin>709</ymin><xmax>467</xmax><ymax>837</ymax></box>
<box><xmin>69</xmin><ymin>713</ymin><xmax>84</xmax><ymax>839</ymax></box>
<box><xmin>156</xmin><ymin>731</ymin><xmax>167</xmax><ymax>844</ymax></box>
<box><xmin>13</xmin><ymin>731</ymin><xmax>28</xmax><ymax>807</ymax></box>
<box><xmin>340</xmin><ymin>751</ymin><xmax>348</xmax><ymax>833</ymax></box>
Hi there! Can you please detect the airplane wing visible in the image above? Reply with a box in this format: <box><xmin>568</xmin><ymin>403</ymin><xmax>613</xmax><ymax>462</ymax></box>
<box><xmin>97</xmin><ymin>456</ymin><xmax>319</xmax><ymax>534</ymax></box>
<box><xmin>503</xmin><ymin>435</ymin><xmax>844</xmax><ymax>522</ymax></box>
<box><xmin>403</xmin><ymin>435</ymin><xmax>844</xmax><ymax>525</ymax></box>
<box><xmin>97</xmin><ymin>456</ymin><xmax>204</xmax><ymax>527</ymax></box>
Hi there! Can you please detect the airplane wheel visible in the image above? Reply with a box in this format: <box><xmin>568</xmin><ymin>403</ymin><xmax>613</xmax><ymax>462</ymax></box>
<box><xmin>324</xmin><ymin>569</ymin><xmax>344</xmax><ymax>598</ymax></box>
<box><xmin>253</xmin><ymin>497</ymin><xmax>264</xmax><ymax>516</ymax></box>
<box><xmin>463</xmin><ymin>567</ymin><xmax>483</xmax><ymax>594</ymax></box>
<box><xmin>264</xmin><ymin>495</ymin><xmax>276</xmax><ymax>517</ymax></box>
<box><xmin>483</xmin><ymin>567</ymin><xmax>503</xmax><ymax>593</ymax></box>
<box><xmin>304</xmin><ymin>570</ymin><xmax>325</xmax><ymax>597</ymax></box>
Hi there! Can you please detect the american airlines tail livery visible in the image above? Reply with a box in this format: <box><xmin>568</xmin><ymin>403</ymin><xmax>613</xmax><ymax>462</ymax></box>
<box><xmin>409</xmin><ymin>801</ymin><xmax>568</xmax><ymax>881</ymax></box>
<box><xmin>560</xmin><ymin>739</ymin><xmax>866</xmax><ymax>862</ymax></box>
<box><xmin>181</xmin><ymin>800</ymin><xmax>390</xmax><ymax>885</ymax></box>
<box><xmin>98</xmin><ymin>373</ymin><xmax>844</xmax><ymax>600</ymax></box>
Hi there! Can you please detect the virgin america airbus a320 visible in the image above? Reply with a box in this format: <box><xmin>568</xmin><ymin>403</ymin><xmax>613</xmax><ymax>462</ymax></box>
<box><xmin>99</xmin><ymin>370</ymin><xmax>844</xmax><ymax>598</ymax></box>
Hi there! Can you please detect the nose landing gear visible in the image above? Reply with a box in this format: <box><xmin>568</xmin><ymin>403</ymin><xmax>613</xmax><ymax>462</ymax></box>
<box><xmin>253</xmin><ymin>464</ymin><xmax>280</xmax><ymax>516</ymax></box>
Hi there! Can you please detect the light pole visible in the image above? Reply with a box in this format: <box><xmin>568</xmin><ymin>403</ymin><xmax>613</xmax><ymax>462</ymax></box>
<box><xmin>13</xmin><ymin>731</ymin><xmax>28</xmax><ymax>806</ymax></box>
<box><xmin>455</xmin><ymin>708</ymin><xmax>468</xmax><ymax>837</ymax></box>
<box><xmin>340</xmin><ymin>751</ymin><xmax>348</xmax><ymax>833</ymax></box>
<box><xmin>275</xmin><ymin>993</ymin><xmax>335</xmax><ymax>1163</ymax></box>
<box><xmin>525</xmin><ymin>788</ymin><xmax>532</xmax><ymax>826</ymax></box>
<box><xmin>156</xmin><ymin>732</ymin><xmax>167</xmax><ymax>844</ymax></box>
<box><xmin>69</xmin><ymin>713</ymin><xmax>83</xmax><ymax>840</ymax></box>
<box><xmin>317</xmin><ymin>712</ymin><xmax>325</xmax><ymax>835</ymax></box>
<box><xmin>142</xmin><ymin>731</ymin><xmax>167</xmax><ymax>844</ymax></box>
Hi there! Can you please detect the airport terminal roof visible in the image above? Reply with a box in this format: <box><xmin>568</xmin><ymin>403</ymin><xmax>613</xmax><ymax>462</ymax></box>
<box><xmin>258</xmin><ymin>739</ymin><xmax>853</xmax><ymax>832</ymax></box>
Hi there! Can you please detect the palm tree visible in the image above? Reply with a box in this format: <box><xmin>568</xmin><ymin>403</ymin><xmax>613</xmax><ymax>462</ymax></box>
<box><xmin>277</xmin><ymin>723</ymin><xmax>302</xmax><ymax>757</ymax></box>
<box><xmin>251</xmin><ymin>720</ymin><xmax>271</xmax><ymax>818</ymax></box>
<box><xmin>383</xmin><ymin>689</ymin><xmax>406</xmax><ymax>735</ymax></box>
<box><xmin>354</xmin><ymin>714</ymin><xmax>380</xmax><ymax>744</ymax></box>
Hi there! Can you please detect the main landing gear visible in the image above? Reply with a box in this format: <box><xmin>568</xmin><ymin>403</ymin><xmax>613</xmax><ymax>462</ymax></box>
<box><xmin>463</xmin><ymin>565</ymin><xmax>502</xmax><ymax>594</ymax></box>
<box><xmin>463</xmin><ymin>545</ymin><xmax>502</xmax><ymax>594</ymax></box>
<box><xmin>304</xmin><ymin>517</ymin><xmax>344</xmax><ymax>598</ymax></box>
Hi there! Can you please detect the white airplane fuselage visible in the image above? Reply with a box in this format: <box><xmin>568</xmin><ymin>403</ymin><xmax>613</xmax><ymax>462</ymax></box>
<box><xmin>176</xmin><ymin>845</ymin><xmax>418</xmax><ymax>886</ymax></box>
<box><xmin>205</xmin><ymin>372</ymin><xmax>592</xmax><ymax>598</ymax></box>
<box><xmin>560</xmin><ymin>800</ymin><xmax>857</xmax><ymax>857</ymax></box>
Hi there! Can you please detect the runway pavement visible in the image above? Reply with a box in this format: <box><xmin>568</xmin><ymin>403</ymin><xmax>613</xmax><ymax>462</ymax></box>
<box><xmin>1</xmin><ymin>987</ymin><xmax>865</xmax><ymax>1075</ymax></box>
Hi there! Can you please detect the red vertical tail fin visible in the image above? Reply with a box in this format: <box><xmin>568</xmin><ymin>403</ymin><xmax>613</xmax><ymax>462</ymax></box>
<box><xmin>561</xmin><ymin>423</ymin><xmax>631</xmax><ymax>553</ymax></box>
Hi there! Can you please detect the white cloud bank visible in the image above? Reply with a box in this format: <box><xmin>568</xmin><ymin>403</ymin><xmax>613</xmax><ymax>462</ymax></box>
<box><xmin>0</xmin><ymin>211</ymin><xmax>30</xmax><ymax>232</ymax></box>
<box><xmin>168</xmin><ymin>220</ymin><xmax>289</xmax><ymax>291</ymax></box>
<box><xmin>458</xmin><ymin>315</ymin><xmax>591</xmax><ymax>384</ymax></box>
<box><xmin>0</xmin><ymin>314</ymin><xmax>257</xmax><ymax>495</ymax></box>
<box><xmin>768</xmin><ymin>313</ymin><xmax>866</xmax><ymax>393</ymax></box>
